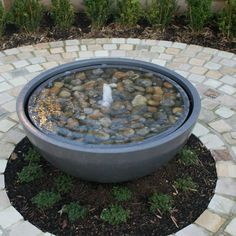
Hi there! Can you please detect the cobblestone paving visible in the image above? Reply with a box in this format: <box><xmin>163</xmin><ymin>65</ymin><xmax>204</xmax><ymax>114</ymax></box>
<box><xmin>0</xmin><ymin>38</ymin><xmax>235</xmax><ymax>236</ymax></box>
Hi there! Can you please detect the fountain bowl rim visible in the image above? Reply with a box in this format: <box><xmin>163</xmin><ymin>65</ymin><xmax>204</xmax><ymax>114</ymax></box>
<box><xmin>17</xmin><ymin>58</ymin><xmax>201</xmax><ymax>154</ymax></box>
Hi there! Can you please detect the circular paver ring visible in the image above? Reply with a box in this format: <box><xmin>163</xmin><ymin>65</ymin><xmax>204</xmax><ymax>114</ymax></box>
<box><xmin>0</xmin><ymin>38</ymin><xmax>236</xmax><ymax>236</ymax></box>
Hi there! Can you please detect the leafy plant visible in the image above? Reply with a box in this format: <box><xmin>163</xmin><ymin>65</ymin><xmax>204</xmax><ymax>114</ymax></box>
<box><xmin>174</xmin><ymin>177</ymin><xmax>198</xmax><ymax>192</ymax></box>
<box><xmin>63</xmin><ymin>202</ymin><xmax>87</xmax><ymax>222</ymax></box>
<box><xmin>186</xmin><ymin>0</ymin><xmax>212</xmax><ymax>32</ymax></box>
<box><xmin>85</xmin><ymin>0</ymin><xmax>111</xmax><ymax>30</ymax></box>
<box><xmin>112</xmin><ymin>186</ymin><xmax>132</xmax><ymax>201</ymax></box>
<box><xmin>51</xmin><ymin>0</ymin><xmax>75</xmax><ymax>31</ymax></box>
<box><xmin>32</xmin><ymin>191</ymin><xmax>61</xmax><ymax>209</ymax></box>
<box><xmin>100</xmin><ymin>204</ymin><xmax>130</xmax><ymax>225</ymax></box>
<box><xmin>24</xmin><ymin>147</ymin><xmax>41</xmax><ymax>164</ymax></box>
<box><xmin>8</xmin><ymin>0</ymin><xmax>44</xmax><ymax>32</ymax></box>
<box><xmin>18</xmin><ymin>164</ymin><xmax>43</xmax><ymax>183</ymax></box>
<box><xmin>179</xmin><ymin>148</ymin><xmax>199</xmax><ymax>166</ymax></box>
<box><xmin>116</xmin><ymin>0</ymin><xmax>142</xmax><ymax>27</ymax></box>
<box><xmin>55</xmin><ymin>174</ymin><xmax>74</xmax><ymax>194</ymax></box>
<box><xmin>146</xmin><ymin>0</ymin><xmax>176</xmax><ymax>30</ymax></box>
<box><xmin>149</xmin><ymin>193</ymin><xmax>173</xmax><ymax>214</ymax></box>
<box><xmin>218</xmin><ymin>0</ymin><xmax>236</xmax><ymax>38</ymax></box>
<box><xmin>0</xmin><ymin>1</ymin><xmax>5</xmax><ymax>36</ymax></box>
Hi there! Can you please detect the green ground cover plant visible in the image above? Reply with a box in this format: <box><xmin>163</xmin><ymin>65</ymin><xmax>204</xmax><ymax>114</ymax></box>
<box><xmin>51</xmin><ymin>0</ymin><xmax>75</xmax><ymax>31</ymax></box>
<box><xmin>218</xmin><ymin>0</ymin><xmax>236</xmax><ymax>38</ymax></box>
<box><xmin>32</xmin><ymin>191</ymin><xmax>61</xmax><ymax>209</ymax></box>
<box><xmin>85</xmin><ymin>0</ymin><xmax>111</xmax><ymax>30</ymax></box>
<box><xmin>63</xmin><ymin>202</ymin><xmax>87</xmax><ymax>222</ymax></box>
<box><xmin>7</xmin><ymin>0</ymin><xmax>44</xmax><ymax>32</ymax></box>
<box><xmin>0</xmin><ymin>2</ymin><xmax>5</xmax><ymax>36</ymax></box>
<box><xmin>149</xmin><ymin>193</ymin><xmax>173</xmax><ymax>214</ymax></box>
<box><xmin>54</xmin><ymin>174</ymin><xmax>74</xmax><ymax>194</ymax></box>
<box><xmin>100</xmin><ymin>204</ymin><xmax>130</xmax><ymax>225</ymax></box>
<box><xmin>24</xmin><ymin>147</ymin><xmax>41</xmax><ymax>164</ymax></box>
<box><xmin>18</xmin><ymin>164</ymin><xmax>43</xmax><ymax>183</ymax></box>
<box><xmin>179</xmin><ymin>147</ymin><xmax>199</xmax><ymax>166</ymax></box>
<box><xmin>116</xmin><ymin>0</ymin><xmax>142</xmax><ymax>27</ymax></box>
<box><xmin>146</xmin><ymin>0</ymin><xmax>176</xmax><ymax>30</ymax></box>
<box><xmin>186</xmin><ymin>0</ymin><xmax>212</xmax><ymax>32</ymax></box>
<box><xmin>112</xmin><ymin>186</ymin><xmax>132</xmax><ymax>201</ymax></box>
<box><xmin>174</xmin><ymin>177</ymin><xmax>198</xmax><ymax>192</ymax></box>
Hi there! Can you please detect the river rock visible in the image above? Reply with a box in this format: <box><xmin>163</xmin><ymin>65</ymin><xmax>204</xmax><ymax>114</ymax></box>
<box><xmin>132</xmin><ymin>95</ymin><xmax>147</xmax><ymax>107</ymax></box>
<box><xmin>59</xmin><ymin>90</ymin><xmax>71</xmax><ymax>98</ymax></box>
<box><xmin>92</xmin><ymin>68</ymin><xmax>104</xmax><ymax>75</ymax></box>
<box><xmin>100</xmin><ymin>117</ymin><xmax>112</xmax><ymax>128</ymax></box>
<box><xmin>153</xmin><ymin>86</ymin><xmax>164</xmax><ymax>95</ymax></box>
<box><xmin>76</xmin><ymin>72</ymin><xmax>86</xmax><ymax>80</ymax></box>
<box><xmin>147</xmin><ymin>100</ymin><xmax>160</xmax><ymax>106</ymax></box>
<box><xmin>113</xmin><ymin>71</ymin><xmax>127</xmax><ymax>80</ymax></box>
<box><xmin>89</xmin><ymin>109</ymin><xmax>103</xmax><ymax>119</ymax></box>
<box><xmin>136</xmin><ymin>78</ymin><xmax>152</xmax><ymax>87</ymax></box>
<box><xmin>163</xmin><ymin>82</ymin><xmax>173</xmax><ymax>89</ymax></box>
<box><xmin>172</xmin><ymin>107</ymin><xmax>183</xmax><ymax>115</ymax></box>
<box><xmin>54</xmin><ymin>82</ymin><xmax>64</xmax><ymax>88</ymax></box>
<box><xmin>83</xmin><ymin>81</ymin><xmax>96</xmax><ymax>90</ymax></box>
<box><xmin>121</xmin><ymin>128</ymin><xmax>135</xmax><ymax>137</ymax></box>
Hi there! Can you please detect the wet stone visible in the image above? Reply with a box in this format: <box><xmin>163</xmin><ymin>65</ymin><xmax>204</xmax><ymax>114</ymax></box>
<box><xmin>28</xmin><ymin>67</ymin><xmax>186</xmax><ymax>145</ymax></box>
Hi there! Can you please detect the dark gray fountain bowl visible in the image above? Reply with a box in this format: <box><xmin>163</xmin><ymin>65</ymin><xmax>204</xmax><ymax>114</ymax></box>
<box><xmin>17</xmin><ymin>58</ymin><xmax>201</xmax><ymax>183</ymax></box>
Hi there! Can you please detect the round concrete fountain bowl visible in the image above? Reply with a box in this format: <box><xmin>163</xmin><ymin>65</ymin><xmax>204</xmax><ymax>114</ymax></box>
<box><xmin>17</xmin><ymin>58</ymin><xmax>201</xmax><ymax>183</ymax></box>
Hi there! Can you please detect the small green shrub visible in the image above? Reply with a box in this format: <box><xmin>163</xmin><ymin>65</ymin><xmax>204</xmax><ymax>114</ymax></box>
<box><xmin>63</xmin><ymin>202</ymin><xmax>87</xmax><ymax>222</ymax></box>
<box><xmin>55</xmin><ymin>174</ymin><xmax>74</xmax><ymax>194</ymax></box>
<box><xmin>218</xmin><ymin>0</ymin><xmax>236</xmax><ymax>38</ymax></box>
<box><xmin>112</xmin><ymin>186</ymin><xmax>132</xmax><ymax>201</ymax></box>
<box><xmin>32</xmin><ymin>191</ymin><xmax>61</xmax><ymax>209</ymax></box>
<box><xmin>174</xmin><ymin>177</ymin><xmax>198</xmax><ymax>192</ymax></box>
<box><xmin>149</xmin><ymin>193</ymin><xmax>173</xmax><ymax>214</ymax></box>
<box><xmin>24</xmin><ymin>147</ymin><xmax>41</xmax><ymax>164</ymax></box>
<box><xmin>8</xmin><ymin>0</ymin><xmax>44</xmax><ymax>32</ymax></box>
<box><xmin>146</xmin><ymin>0</ymin><xmax>176</xmax><ymax>29</ymax></box>
<box><xmin>116</xmin><ymin>0</ymin><xmax>142</xmax><ymax>27</ymax></box>
<box><xmin>51</xmin><ymin>0</ymin><xmax>75</xmax><ymax>31</ymax></box>
<box><xmin>179</xmin><ymin>148</ymin><xmax>198</xmax><ymax>166</ymax></box>
<box><xmin>85</xmin><ymin>0</ymin><xmax>111</xmax><ymax>30</ymax></box>
<box><xmin>18</xmin><ymin>164</ymin><xmax>43</xmax><ymax>183</ymax></box>
<box><xmin>100</xmin><ymin>204</ymin><xmax>130</xmax><ymax>225</ymax></box>
<box><xmin>186</xmin><ymin>0</ymin><xmax>212</xmax><ymax>32</ymax></box>
<box><xmin>0</xmin><ymin>2</ymin><xmax>5</xmax><ymax>36</ymax></box>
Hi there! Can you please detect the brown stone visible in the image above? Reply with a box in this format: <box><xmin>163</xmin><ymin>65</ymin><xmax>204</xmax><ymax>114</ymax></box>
<box><xmin>153</xmin><ymin>86</ymin><xmax>164</xmax><ymax>95</ymax></box>
<box><xmin>83</xmin><ymin>81</ymin><xmax>96</xmax><ymax>90</ymax></box>
<box><xmin>148</xmin><ymin>106</ymin><xmax>157</xmax><ymax>112</ymax></box>
<box><xmin>147</xmin><ymin>100</ymin><xmax>160</xmax><ymax>106</ymax></box>
<box><xmin>67</xmin><ymin>118</ymin><xmax>79</xmax><ymax>129</ymax></box>
<box><xmin>152</xmin><ymin>94</ymin><xmax>162</xmax><ymax>102</ymax></box>
<box><xmin>204</xmin><ymin>89</ymin><xmax>220</xmax><ymax>99</ymax></box>
<box><xmin>172</xmin><ymin>107</ymin><xmax>183</xmax><ymax>114</ymax></box>
<box><xmin>89</xmin><ymin>110</ymin><xmax>103</xmax><ymax>119</ymax></box>
<box><xmin>49</xmin><ymin>86</ymin><xmax>61</xmax><ymax>95</ymax></box>
<box><xmin>146</xmin><ymin>87</ymin><xmax>154</xmax><ymax>94</ymax></box>
<box><xmin>117</xmin><ymin>82</ymin><xmax>124</xmax><ymax>92</ymax></box>
<box><xmin>163</xmin><ymin>82</ymin><xmax>173</xmax><ymax>89</ymax></box>
<box><xmin>113</xmin><ymin>71</ymin><xmax>127</xmax><ymax>80</ymax></box>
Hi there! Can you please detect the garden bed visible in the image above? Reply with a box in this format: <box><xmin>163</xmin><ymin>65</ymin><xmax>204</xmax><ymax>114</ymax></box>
<box><xmin>5</xmin><ymin>135</ymin><xmax>217</xmax><ymax>236</ymax></box>
<box><xmin>0</xmin><ymin>13</ymin><xmax>235</xmax><ymax>54</ymax></box>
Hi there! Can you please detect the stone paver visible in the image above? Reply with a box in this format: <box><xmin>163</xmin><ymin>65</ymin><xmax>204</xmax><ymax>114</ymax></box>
<box><xmin>195</xmin><ymin>210</ymin><xmax>226</xmax><ymax>233</ymax></box>
<box><xmin>0</xmin><ymin>39</ymin><xmax>235</xmax><ymax>236</ymax></box>
<box><xmin>7</xmin><ymin>221</ymin><xmax>42</xmax><ymax>236</ymax></box>
<box><xmin>0</xmin><ymin>206</ymin><xmax>23</xmax><ymax>228</ymax></box>
<box><xmin>225</xmin><ymin>218</ymin><xmax>236</xmax><ymax>235</ymax></box>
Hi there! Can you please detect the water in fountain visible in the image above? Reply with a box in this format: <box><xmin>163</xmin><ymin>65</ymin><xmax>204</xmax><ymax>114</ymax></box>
<box><xmin>28</xmin><ymin>67</ymin><xmax>188</xmax><ymax>145</ymax></box>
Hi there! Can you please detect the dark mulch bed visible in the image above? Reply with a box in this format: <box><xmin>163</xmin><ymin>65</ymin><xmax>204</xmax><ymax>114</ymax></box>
<box><xmin>5</xmin><ymin>134</ymin><xmax>217</xmax><ymax>236</ymax></box>
<box><xmin>0</xmin><ymin>13</ymin><xmax>235</xmax><ymax>53</ymax></box>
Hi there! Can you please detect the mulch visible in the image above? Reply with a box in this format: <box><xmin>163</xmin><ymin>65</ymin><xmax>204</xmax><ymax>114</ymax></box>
<box><xmin>5</xmin><ymin>135</ymin><xmax>217</xmax><ymax>236</ymax></box>
<box><xmin>0</xmin><ymin>13</ymin><xmax>235</xmax><ymax>54</ymax></box>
